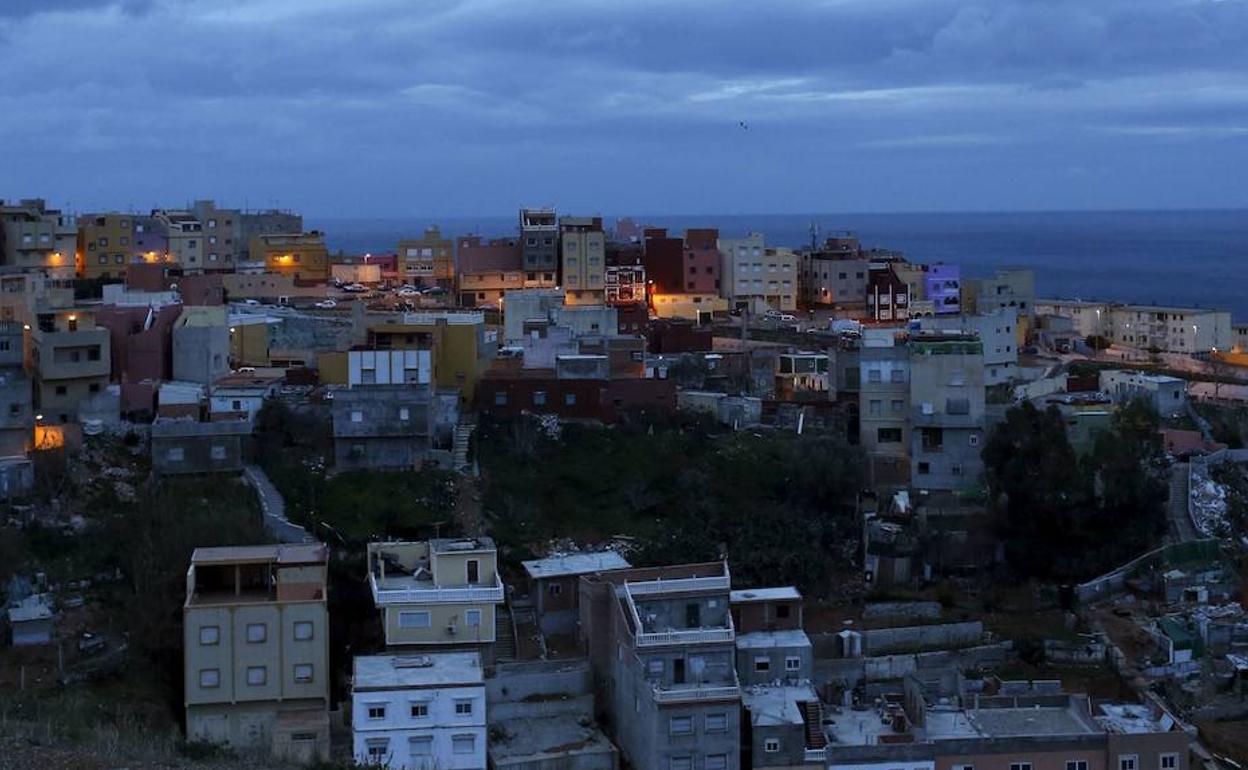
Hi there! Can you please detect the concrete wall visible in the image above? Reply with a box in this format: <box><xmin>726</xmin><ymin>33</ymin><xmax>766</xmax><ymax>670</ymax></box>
<box><xmin>173</xmin><ymin>323</ymin><xmax>230</xmax><ymax>384</ymax></box>
<box><xmin>486</xmin><ymin>659</ymin><xmax>592</xmax><ymax>704</ymax></box>
<box><xmin>861</xmin><ymin>621</ymin><xmax>984</xmax><ymax>655</ymax></box>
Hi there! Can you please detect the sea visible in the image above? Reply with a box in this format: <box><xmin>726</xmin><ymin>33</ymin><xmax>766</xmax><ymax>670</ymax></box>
<box><xmin>309</xmin><ymin>210</ymin><xmax>1248</xmax><ymax>322</ymax></box>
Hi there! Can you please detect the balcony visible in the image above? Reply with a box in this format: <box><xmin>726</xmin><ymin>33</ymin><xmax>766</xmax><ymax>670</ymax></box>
<box><xmin>804</xmin><ymin>748</ymin><xmax>827</xmax><ymax>763</ymax></box>
<box><xmin>651</xmin><ymin>683</ymin><xmax>740</xmax><ymax>704</ymax></box>
<box><xmin>368</xmin><ymin>571</ymin><xmax>503</xmax><ymax>606</ymax></box>
<box><xmin>624</xmin><ymin>572</ymin><xmax>730</xmax><ymax>596</ymax></box>
<box><xmin>635</xmin><ymin>626</ymin><xmax>735</xmax><ymax>647</ymax></box>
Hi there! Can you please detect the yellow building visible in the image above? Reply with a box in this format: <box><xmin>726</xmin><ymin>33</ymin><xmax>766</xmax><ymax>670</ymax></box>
<box><xmin>77</xmin><ymin>213</ymin><xmax>135</xmax><ymax>280</ymax></box>
<box><xmin>252</xmin><ymin>232</ymin><xmax>330</xmax><ymax>282</ymax></box>
<box><xmin>397</xmin><ymin>227</ymin><xmax>454</xmax><ymax>289</ymax></box>
<box><xmin>651</xmin><ymin>293</ymin><xmax>728</xmax><ymax>322</ymax></box>
<box><xmin>559</xmin><ymin>216</ymin><xmax>606</xmax><ymax>306</ymax></box>
<box><xmin>366</xmin><ymin>539</ymin><xmax>503</xmax><ymax>650</ymax></box>
<box><xmin>359</xmin><ymin>311</ymin><xmax>496</xmax><ymax>406</ymax></box>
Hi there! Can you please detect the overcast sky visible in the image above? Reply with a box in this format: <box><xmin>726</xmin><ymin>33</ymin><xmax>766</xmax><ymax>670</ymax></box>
<box><xmin>3</xmin><ymin>0</ymin><xmax>1248</xmax><ymax>217</ymax></box>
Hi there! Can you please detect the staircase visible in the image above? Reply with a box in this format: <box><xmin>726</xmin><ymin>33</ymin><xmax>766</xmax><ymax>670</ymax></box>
<box><xmin>494</xmin><ymin>607</ymin><xmax>517</xmax><ymax>663</ymax></box>
<box><xmin>799</xmin><ymin>700</ymin><xmax>828</xmax><ymax>750</ymax></box>
<box><xmin>453</xmin><ymin>418</ymin><xmax>475</xmax><ymax>474</ymax></box>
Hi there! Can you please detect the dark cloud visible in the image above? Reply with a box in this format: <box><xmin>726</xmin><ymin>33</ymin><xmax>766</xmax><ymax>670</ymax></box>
<box><xmin>1</xmin><ymin>0</ymin><xmax>1247</xmax><ymax>215</ymax></box>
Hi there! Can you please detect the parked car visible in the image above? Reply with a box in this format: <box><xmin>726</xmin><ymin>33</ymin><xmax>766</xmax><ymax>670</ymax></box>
<box><xmin>342</xmin><ymin>283</ymin><xmax>367</xmax><ymax>293</ymax></box>
<box><xmin>764</xmin><ymin>309</ymin><xmax>783</xmax><ymax>318</ymax></box>
<box><xmin>314</xmin><ymin>299</ymin><xmax>338</xmax><ymax>309</ymax></box>
<box><xmin>779</xmin><ymin>313</ymin><xmax>798</xmax><ymax>323</ymax></box>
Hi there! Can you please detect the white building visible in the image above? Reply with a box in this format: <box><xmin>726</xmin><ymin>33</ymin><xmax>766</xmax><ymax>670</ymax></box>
<box><xmin>1034</xmin><ymin>300</ymin><xmax>1233</xmax><ymax>354</ymax></box>
<box><xmin>352</xmin><ymin>652</ymin><xmax>486</xmax><ymax>770</ymax></box>
<box><xmin>1099</xmin><ymin>370</ymin><xmax>1187</xmax><ymax>417</ymax></box>
<box><xmin>917</xmin><ymin>307</ymin><xmax>1019</xmax><ymax>385</ymax></box>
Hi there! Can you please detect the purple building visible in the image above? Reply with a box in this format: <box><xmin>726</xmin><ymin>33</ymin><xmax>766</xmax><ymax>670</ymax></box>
<box><xmin>925</xmin><ymin>263</ymin><xmax>961</xmax><ymax>315</ymax></box>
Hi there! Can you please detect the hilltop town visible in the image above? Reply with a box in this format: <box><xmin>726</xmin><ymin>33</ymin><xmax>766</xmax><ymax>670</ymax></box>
<box><xmin>2</xmin><ymin>199</ymin><xmax>1248</xmax><ymax>770</ymax></box>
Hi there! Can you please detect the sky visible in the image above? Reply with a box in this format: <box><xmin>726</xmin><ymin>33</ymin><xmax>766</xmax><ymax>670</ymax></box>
<box><xmin>3</xmin><ymin>0</ymin><xmax>1248</xmax><ymax>217</ymax></box>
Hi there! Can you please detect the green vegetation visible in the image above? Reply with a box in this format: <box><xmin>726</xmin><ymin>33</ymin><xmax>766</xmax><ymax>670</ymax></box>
<box><xmin>983</xmin><ymin>398</ymin><xmax>1167</xmax><ymax>580</ymax></box>
<box><xmin>478</xmin><ymin>413</ymin><xmax>865</xmax><ymax>596</ymax></box>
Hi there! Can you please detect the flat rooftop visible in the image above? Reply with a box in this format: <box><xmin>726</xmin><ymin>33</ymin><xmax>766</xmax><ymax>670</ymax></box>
<box><xmin>731</xmin><ymin>586</ymin><xmax>801</xmax><ymax>603</ymax></box>
<box><xmin>430</xmin><ymin>536</ymin><xmax>496</xmax><ymax>554</ymax></box>
<box><xmin>490</xmin><ymin>709</ymin><xmax>616</xmax><ymax>766</ymax></box>
<box><xmin>191</xmin><ymin>543</ymin><xmax>326</xmax><ymax>566</ymax></box>
<box><xmin>1097</xmin><ymin>703</ymin><xmax>1172</xmax><ymax>734</ymax></box>
<box><xmin>965</xmin><ymin>706</ymin><xmax>1098</xmax><ymax>737</ymax></box>
<box><xmin>353</xmin><ymin>652</ymin><xmax>483</xmax><ymax>691</ymax></box>
<box><xmin>742</xmin><ymin>684</ymin><xmax>818</xmax><ymax>728</ymax></box>
<box><xmin>736</xmin><ymin>629</ymin><xmax>811</xmax><ymax>650</ymax></box>
<box><xmin>522</xmin><ymin>551</ymin><xmax>631</xmax><ymax>580</ymax></box>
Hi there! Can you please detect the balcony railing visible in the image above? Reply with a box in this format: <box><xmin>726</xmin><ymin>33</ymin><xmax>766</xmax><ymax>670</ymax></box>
<box><xmin>369</xmin><ymin>572</ymin><xmax>504</xmax><ymax>605</ymax></box>
<box><xmin>651</xmin><ymin>684</ymin><xmax>740</xmax><ymax>704</ymax></box>
<box><xmin>635</xmin><ymin>626</ymin><xmax>734</xmax><ymax>647</ymax></box>
<box><xmin>625</xmin><ymin>573</ymin><xmax>730</xmax><ymax>596</ymax></box>
<box><xmin>804</xmin><ymin>748</ymin><xmax>827</xmax><ymax>763</ymax></box>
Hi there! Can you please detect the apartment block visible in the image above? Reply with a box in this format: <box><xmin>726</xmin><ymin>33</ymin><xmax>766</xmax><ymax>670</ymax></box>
<box><xmin>642</xmin><ymin>228</ymin><xmax>685</xmax><ymax>296</ymax></box>
<box><xmin>858</xmin><ymin>337</ymin><xmax>910</xmax><ymax>460</ymax></box>
<box><xmin>0</xmin><ymin>322</ymin><xmax>33</xmax><ymax>493</ymax></box>
<box><xmin>77</xmin><ymin>213</ymin><xmax>137</xmax><ymax>280</ymax></box>
<box><xmin>183</xmin><ymin>544</ymin><xmax>330</xmax><ymax>762</ymax></box>
<box><xmin>0</xmin><ymin>199</ymin><xmax>76</xmax><ymax>276</ymax></box>
<box><xmin>560</xmin><ymin>216</ymin><xmax>606</xmax><ymax>305</ymax></box>
<box><xmin>154</xmin><ymin>210</ymin><xmax>205</xmax><ymax>271</ymax></box>
<box><xmin>399</xmin><ymin>227</ymin><xmax>455</xmax><ymax>289</ymax></box>
<box><xmin>579</xmin><ymin>562</ymin><xmax>741</xmax><ymax>770</ymax></box>
<box><xmin>1108</xmin><ymin>305</ymin><xmax>1233</xmax><ymax>354</ymax></box>
<box><xmin>683</xmin><ymin>228</ymin><xmax>722</xmax><ymax>296</ymax></box>
<box><xmin>968</xmin><ymin>269</ymin><xmax>1036</xmax><ymax>345</ymax></box>
<box><xmin>367</xmin><ymin>539</ymin><xmax>504</xmax><ymax>650</ymax></box>
<box><xmin>251</xmin><ymin>231</ymin><xmax>331</xmax><ymax>282</ymax></box>
<box><xmin>720</xmin><ymin>234</ymin><xmax>797</xmax><ymax>313</ymax></box>
<box><xmin>352</xmin><ymin>652</ymin><xmax>486</xmax><ymax>770</ymax></box>
<box><xmin>239</xmin><ymin>209</ymin><xmax>303</xmax><ymax>262</ymax></box>
<box><xmin>365</xmin><ymin>311</ymin><xmax>496</xmax><ymax>406</ymax></box>
<box><xmin>909</xmin><ymin>332</ymin><xmax>986</xmax><ymax>492</ymax></box>
<box><xmin>925</xmin><ymin>263</ymin><xmax>961</xmax><ymax>315</ymax></box>
<box><xmin>520</xmin><ymin>208</ymin><xmax>558</xmax><ymax>273</ymax></box>
<box><xmin>28</xmin><ymin>305</ymin><xmax>111</xmax><ymax>424</ymax></box>
<box><xmin>605</xmin><ymin>264</ymin><xmax>647</xmax><ymax>306</ymax></box>
<box><xmin>799</xmin><ymin>236</ymin><xmax>868</xmax><ymax>309</ymax></box>
<box><xmin>192</xmin><ymin>200</ymin><xmax>242</xmax><ymax>272</ymax></box>
<box><xmin>917</xmin><ymin>307</ymin><xmax>1019</xmax><ymax>386</ymax></box>
<box><xmin>867</xmin><ymin>261</ymin><xmax>910</xmax><ymax>322</ymax></box>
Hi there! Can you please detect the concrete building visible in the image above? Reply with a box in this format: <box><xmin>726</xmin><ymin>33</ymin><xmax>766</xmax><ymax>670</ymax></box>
<box><xmin>456</xmin><ymin>236</ymin><xmax>523</xmax><ymax>307</ymax></box>
<box><xmin>720</xmin><ymin>234</ymin><xmax>797</xmax><ymax>313</ymax></box>
<box><xmin>775</xmin><ymin>353</ymin><xmax>831</xmax><ymax>401</ymax></box>
<box><xmin>579</xmin><ymin>562</ymin><xmax>741</xmax><ymax>770</ymax></box>
<box><xmin>172</xmin><ymin>307</ymin><xmax>231</xmax><ymax>385</ymax></box>
<box><xmin>858</xmin><ymin>336</ymin><xmax>911</xmax><ymax>475</ymax></box>
<box><xmin>866</xmin><ymin>261</ymin><xmax>910</xmax><ymax>322</ymax></box>
<box><xmin>77</xmin><ymin>212</ymin><xmax>138</xmax><ymax>280</ymax></box>
<box><xmin>28</xmin><ymin>304</ymin><xmax>111</xmax><ymax>424</ymax></box>
<box><xmin>192</xmin><ymin>200</ymin><xmax>242</xmax><ymax>272</ymax></box>
<box><xmin>917</xmin><ymin>307</ymin><xmax>1019</xmax><ymax>386</ymax></box>
<box><xmin>0</xmin><ymin>199</ymin><xmax>75</xmax><ymax>276</ymax></box>
<box><xmin>366</xmin><ymin>539</ymin><xmax>504</xmax><ymax>651</ymax></box>
<box><xmin>8</xmin><ymin>593</ymin><xmax>54</xmax><ymax>646</ymax></box>
<box><xmin>239</xmin><ymin>209</ymin><xmax>303</xmax><ymax>262</ymax></box>
<box><xmin>909</xmin><ymin>333</ymin><xmax>986</xmax><ymax>492</ymax></box>
<box><xmin>682</xmin><ymin>228</ymin><xmax>722</xmax><ymax>296</ymax></box>
<box><xmin>331</xmin><ymin>384</ymin><xmax>437</xmax><ymax>471</ymax></box>
<box><xmin>154</xmin><ymin>210</ymin><xmax>205</xmax><ymax>271</ymax></box>
<box><xmin>1034</xmin><ymin>299</ymin><xmax>1234</xmax><ymax>354</ymax></box>
<box><xmin>560</xmin><ymin>216</ymin><xmax>606</xmax><ymax>305</ymax></box>
<box><xmin>325</xmin><ymin>349</ymin><xmax>434</xmax><ymax>388</ymax></box>
<box><xmin>799</xmin><ymin>236</ymin><xmax>869</xmax><ymax>309</ymax></box>
<box><xmin>642</xmin><ymin>228</ymin><xmax>685</xmax><ymax>296</ymax></box>
<box><xmin>0</xmin><ymin>322</ymin><xmax>33</xmax><ymax>492</ymax></box>
<box><xmin>251</xmin><ymin>232</ymin><xmax>330</xmax><ymax>282</ymax></box>
<box><xmin>967</xmin><ymin>268</ymin><xmax>1036</xmax><ymax>318</ymax></box>
<box><xmin>520</xmin><ymin>208</ymin><xmax>559</xmax><ymax>275</ymax></box>
<box><xmin>183</xmin><ymin>544</ymin><xmax>330</xmax><ymax>762</ymax></box>
<box><xmin>362</xmin><ymin>311</ymin><xmax>496</xmax><ymax>406</ymax></box>
<box><xmin>208</xmin><ymin>372</ymin><xmax>280</xmax><ymax>421</ymax></box>
<box><xmin>1099</xmin><ymin>370</ymin><xmax>1187</xmax><ymax>417</ymax></box>
<box><xmin>151</xmin><ymin>417</ymin><xmax>252</xmax><ymax>475</ymax></box>
<box><xmin>351</xmin><ymin>652</ymin><xmax>486</xmax><ymax>770</ymax></box>
<box><xmin>522</xmin><ymin>551</ymin><xmax>632</xmax><ymax>636</ymax></box>
<box><xmin>399</xmin><ymin>227</ymin><xmax>455</xmax><ymax>290</ymax></box>
<box><xmin>729</xmin><ymin>587</ymin><xmax>812</xmax><ymax>687</ymax></box>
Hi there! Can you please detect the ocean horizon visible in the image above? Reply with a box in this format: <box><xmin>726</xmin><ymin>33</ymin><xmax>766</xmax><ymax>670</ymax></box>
<box><xmin>309</xmin><ymin>209</ymin><xmax>1248</xmax><ymax>322</ymax></box>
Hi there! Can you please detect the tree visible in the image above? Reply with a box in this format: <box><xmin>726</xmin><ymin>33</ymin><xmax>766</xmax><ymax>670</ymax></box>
<box><xmin>1083</xmin><ymin>397</ymin><xmax>1167</xmax><ymax>562</ymax></box>
<box><xmin>982</xmin><ymin>402</ymin><xmax>1091</xmax><ymax>579</ymax></box>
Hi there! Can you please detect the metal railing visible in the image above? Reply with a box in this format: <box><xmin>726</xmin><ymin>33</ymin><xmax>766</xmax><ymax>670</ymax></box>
<box><xmin>635</xmin><ymin>626</ymin><xmax>734</xmax><ymax>647</ymax></box>
<box><xmin>804</xmin><ymin>748</ymin><xmax>827</xmax><ymax>763</ymax></box>
<box><xmin>369</xmin><ymin>572</ymin><xmax>504</xmax><ymax>605</ymax></box>
<box><xmin>651</xmin><ymin>684</ymin><xmax>740</xmax><ymax>704</ymax></box>
<box><xmin>624</xmin><ymin>573</ymin><xmax>730</xmax><ymax>596</ymax></box>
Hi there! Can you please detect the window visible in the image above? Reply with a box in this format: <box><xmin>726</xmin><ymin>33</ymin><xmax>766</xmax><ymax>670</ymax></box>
<box><xmin>55</xmin><ymin>385</ymin><xmax>67</xmax><ymax>396</ymax></box>
<box><xmin>753</xmin><ymin>656</ymin><xmax>770</xmax><ymax>672</ymax></box>
<box><xmin>198</xmin><ymin>668</ymin><xmax>220</xmax><ymax>688</ymax></box>
<box><xmin>494</xmin><ymin>392</ymin><xmax>507</xmax><ymax>406</ymax></box>
<box><xmin>399</xmin><ymin>407</ymin><xmax>410</xmax><ymax>421</ymax></box>
<box><xmin>452</xmin><ymin>734</ymin><xmax>475</xmax><ymax>754</ymax></box>
<box><xmin>1067</xmin><ymin>762</ymin><xmax>1089</xmax><ymax>770</ymax></box>
<box><xmin>294</xmin><ymin>621</ymin><xmax>314</xmax><ymax>641</ymax></box>
<box><xmin>398</xmin><ymin>611</ymin><xmax>431</xmax><ymax>628</ymax></box>
<box><xmin>890</xmin><ymin>369</ymin><xmax>905</xmax><ymax>383</ymax></box>
<box><xmin>953</xmin><ymin>765</ymin><xmax>975</xmax><ymax>770</ymax></box>
<box><xmin>246</xmin><ymin>623</ymin><xmax>267</xmax><ymax>643</ymax></box>
<box><xmin>367</xmin><ymin>704</ymin><xmax>387</xmax><ymax>720</ymax></box>
<box><xmin>891</xmin><ymin>399</ymin><xmax>904</xmax><ymax>412</ymax></box>
<box><xmin>670</xmin><ymin>716</ymin><xmax>693</xmax><ymax>735</ymax></box>
<box><xmin>210</xmin><ymin>445</ymin><xmax>226</xmax><ymax>460</ymax></box>
<box><xmin>167</xmin><ymin>447</ymin><xmax>185</xmax><ymax>461</ymax></box>
<box><xmin>533</xmin><ymin>391</ymin><xmax>547</xmax><ymax>406</ymax></box>
<box><xmin>918</xmin><ymin>462</ymin><xmax>931</xmax><ymax>475</ymax></box>
<box><xmin>868</xmin><ymin>369</ymin><xmax>882</xmax><ymax>383</ymax></box>
<box><xmin>232</xmin><ymin>399</ymin><xmax>242</xmax><ymax>411</ymax></box>
<box><xmin>409</xmin><ymin>736</ymin><xmax>432</xmax><ymax>755</ymax></box>
<box><xmin>705</xmin><ymin>713</ymin><xmax>727</xmax><ymax>732</ymax></box>
<box><xmin>246</xmin><ymin>666</ymin><xmax>267</xmax><ymax>686</ymax></box>
<box><xmin>764</xmin><ymin>738</ymin><xmax>780</xmax><ymax>753</ymax></box>
<box><xmin>549</xmin><ymin>582</ymin><xmax>563</xmax><ymax>595</ymax></box>
<box><xmin>565</xmin><ymin>393</ymin><xmax>576</xmax><ymax>406</ymax></box>
<box><xmin>706</xmin><ymin>755</ymin><xmax>728</xmax><ymax>770</ymax></box>
<box><xmin>647</xmin><ymin>659</ymin><xmax>664</xmax><ymax>675</ymax></box>
<box><xmin>293</xmin><ymin>664</ymin><xmax>313</xmax><ymax>683</ymax></box>
<box><xmin>670</xmin><ymin>757</ymin><xmax>692</xmax><ymax>770</ymax></box>
<box><xmin>455</xmin><ymin>699</ymin><xmax>474</xmax><ymax>715</ymax></box>
<box><xmin>365</xmin><ymin>738</ymin><xmax>389</xmax><ymax>760</ymax></box>
<box><xmin>1010</xmin><ymin>764</ymin><xmax>1033</xmax><ymax>770</ymax></box>
<box><xmin>785</xmin><ymin>656</ymin><xmax>802</xmax><ymax>671</ymax></box>
<box><xmin>350</xmin><ymin>410</ymin><xmax>363</xmax><ymax>423</ymax></box>
<box><xmin>465</xmin><ymin>609</ymin><xmax>481</xmax><ymax>627</ymax></box>
<box><xmin>199</xmin><ymin>625</ymin><xmax>220</xmax><ymax>645</ymax></box>
<box><xmin>1160</xmin><ymin>754</ymin><xmax>1178</xmax><ymax>770</ymax></box>
<box><xmin>410</xmin><ymin>702</ymin><xmax>429</xmax><ymax>719</ymax></box>
<box><xmin>877</xmin><ymin>428</ymin><xmax>902</xmax><ymax>443</ymax></box>
<box><xmin>868</xmin><ymin>399</ymin><xmax>882</xmax><ymax>415</ymax></box>
<box><xmin>1119</xmin><ymin>757</ymin><xmax>1138</xmax><ymax>770</ymax></box>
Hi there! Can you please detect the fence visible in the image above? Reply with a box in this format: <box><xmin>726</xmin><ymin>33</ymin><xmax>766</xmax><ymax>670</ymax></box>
<box><xmin>1075</xmin><ymin>538</ymin><xmax>1222</xmax><ymax>604</ymax></box>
